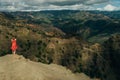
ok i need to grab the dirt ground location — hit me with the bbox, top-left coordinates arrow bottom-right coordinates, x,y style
0,54 -> 92,80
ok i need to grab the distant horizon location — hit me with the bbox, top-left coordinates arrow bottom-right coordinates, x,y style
0,9 -> 120,12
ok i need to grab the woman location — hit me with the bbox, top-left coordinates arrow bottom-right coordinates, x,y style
11,37 -> 18,55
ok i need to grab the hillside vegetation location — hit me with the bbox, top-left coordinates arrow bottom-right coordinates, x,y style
8,10 -> 120,43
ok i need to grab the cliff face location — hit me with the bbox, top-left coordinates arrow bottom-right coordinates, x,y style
59,42 -> 116,80
80,35 -> 120,80
103,34 -> 120,80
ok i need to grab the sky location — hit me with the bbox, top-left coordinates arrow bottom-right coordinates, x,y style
0,0 -> 120,11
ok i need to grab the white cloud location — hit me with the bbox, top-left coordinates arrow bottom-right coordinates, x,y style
96,4 -> 120,11
104,4 -> 117,11
47,4 -> 93,10
96,8 -> 102,11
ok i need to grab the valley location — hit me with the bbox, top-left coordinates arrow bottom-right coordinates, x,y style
0,10 -> 120,80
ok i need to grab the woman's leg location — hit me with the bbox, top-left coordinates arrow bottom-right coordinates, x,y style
13,50 -> 16,55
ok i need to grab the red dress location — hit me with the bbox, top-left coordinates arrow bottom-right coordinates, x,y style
11,39 -> 18,51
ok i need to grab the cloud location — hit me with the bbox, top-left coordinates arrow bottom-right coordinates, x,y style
96,4 -> 120,11
85,0 -> 109,5
47,4 -> 94,10
96,8 -> 103,11
103,4 -> 117,11
0,0 -> 119,11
